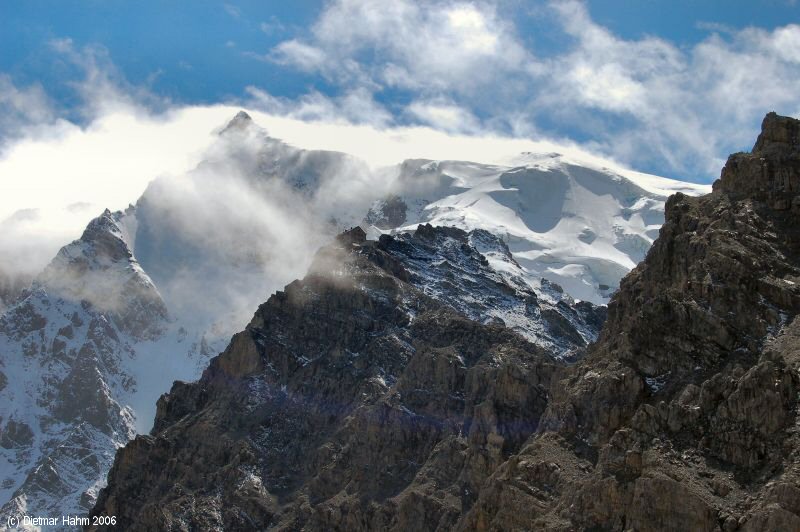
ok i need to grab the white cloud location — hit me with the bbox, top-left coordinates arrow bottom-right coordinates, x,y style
0,39 -> 195,279
264,0 -> 800,179
259,17 -> 285,35
0,88 -> 648,282
0,107 -> 237,276
246,86 -> 393,127
223,2 -> 241,19
405,99 -> 481,133
271,0 -> 532,94
0,76 -> 56,140
48,38 -> 136,115
505,0 -> 800,177
245,108 -> 567,167
271,39 -> 328,71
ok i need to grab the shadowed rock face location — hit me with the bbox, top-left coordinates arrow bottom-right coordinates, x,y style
91,113 -> 800,531
89,228 -> 564,531
365,194 -> 408,230
464,114 -> 800,531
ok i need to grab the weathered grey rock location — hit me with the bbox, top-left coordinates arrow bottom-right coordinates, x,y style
90,228 -> 564,530
714,111 -> 800,211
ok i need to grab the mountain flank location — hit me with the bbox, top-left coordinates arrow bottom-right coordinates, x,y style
88,112 -> 800,531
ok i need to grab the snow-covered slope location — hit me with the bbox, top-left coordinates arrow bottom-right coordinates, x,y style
0,210 -> 221,525
367,155 -> 710,303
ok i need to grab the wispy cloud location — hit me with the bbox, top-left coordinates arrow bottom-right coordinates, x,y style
405,99 -> 481,134
270,0 -> 531,95
0,75 -> 56,143
246,86 -> 393,127
541,0 -> 800,175
271,39 -> 328,71
0,40 -> 226,279
223,2 -> 241,19
266,0 -> 800,179
259,16 -> 285,35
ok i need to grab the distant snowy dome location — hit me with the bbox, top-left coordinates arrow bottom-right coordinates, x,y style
368,153 -> 710,303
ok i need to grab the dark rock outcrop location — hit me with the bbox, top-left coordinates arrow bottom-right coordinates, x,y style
91,113 -> 800,531
365,195 -> 408,230
714,111 -> 800,211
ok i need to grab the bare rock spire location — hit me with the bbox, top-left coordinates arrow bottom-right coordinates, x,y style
714,112 -> 800,210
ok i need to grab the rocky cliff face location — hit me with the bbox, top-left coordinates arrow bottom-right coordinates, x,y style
366,225 -> 605,359
90,113 -> 800,531
461,114 -> 800,531
87,225 -> 605,531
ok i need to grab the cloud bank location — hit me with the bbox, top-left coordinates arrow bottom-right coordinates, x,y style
268,0 -> 800,177
0,35 -> 642,283
0,97 -> 614,282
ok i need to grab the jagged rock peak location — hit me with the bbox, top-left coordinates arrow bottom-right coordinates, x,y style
335,225 -> 367,246
72,209 -> 133,263
753,111 -> 800,155
220,109 -> 254,134
232,109 -> 252,122
713,111 -> 800,210
414,222 -> 466,242
36,209 -> 168,341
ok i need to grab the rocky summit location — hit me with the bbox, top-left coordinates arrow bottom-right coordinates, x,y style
90,113 -> 800,531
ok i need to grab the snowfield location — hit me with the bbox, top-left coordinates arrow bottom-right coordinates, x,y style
375,152 -> 708,303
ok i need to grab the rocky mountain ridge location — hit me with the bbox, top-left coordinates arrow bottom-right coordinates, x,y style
88,225 -> 568,530
364,225 -> 605,359
0,111 -> 707,528
90,112 -> 800,531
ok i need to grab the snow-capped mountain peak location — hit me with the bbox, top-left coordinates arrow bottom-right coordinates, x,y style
37,208 -> 167,341
0,112 -> 709,528
368,155 -> 710,303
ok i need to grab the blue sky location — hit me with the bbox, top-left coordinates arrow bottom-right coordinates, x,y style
1,0 -> 799,181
